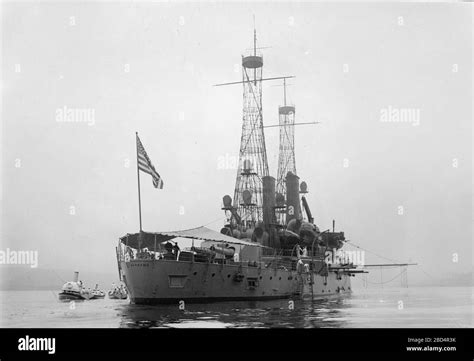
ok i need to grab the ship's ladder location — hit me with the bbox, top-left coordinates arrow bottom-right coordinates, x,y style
294,274 -> 305,298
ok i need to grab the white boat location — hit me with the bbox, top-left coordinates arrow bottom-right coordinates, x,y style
91,284 -> 106,299
108,285 -> 128,300
58,271 -> 93,300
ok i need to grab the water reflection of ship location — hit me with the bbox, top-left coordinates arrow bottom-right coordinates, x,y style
116,28 -> 368,304
117,299 -> 350,328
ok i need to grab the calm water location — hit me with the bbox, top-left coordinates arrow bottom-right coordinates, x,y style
1,287 -> 472,328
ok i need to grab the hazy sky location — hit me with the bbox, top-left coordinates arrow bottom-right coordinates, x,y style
1,1 -> 472,285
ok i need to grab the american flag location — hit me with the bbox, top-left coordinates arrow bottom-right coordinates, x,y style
136,135 -> 163,189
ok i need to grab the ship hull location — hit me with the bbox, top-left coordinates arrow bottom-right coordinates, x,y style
58,291 -> 89,300
119,259 -> 352,304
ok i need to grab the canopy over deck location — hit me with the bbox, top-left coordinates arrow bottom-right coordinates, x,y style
120,226 -> 269,249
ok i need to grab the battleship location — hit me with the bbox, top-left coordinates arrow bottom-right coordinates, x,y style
115,30 -> 368,304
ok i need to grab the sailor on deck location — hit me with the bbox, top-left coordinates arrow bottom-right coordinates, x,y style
296,244 -> 303,259
172,242 -> 180,260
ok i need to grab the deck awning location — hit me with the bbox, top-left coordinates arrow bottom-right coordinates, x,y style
119,226 -> 269,249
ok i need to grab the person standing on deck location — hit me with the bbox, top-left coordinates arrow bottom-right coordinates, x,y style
173,242 -> 180,260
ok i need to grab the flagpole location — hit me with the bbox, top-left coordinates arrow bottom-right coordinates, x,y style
135,132 -> 143,232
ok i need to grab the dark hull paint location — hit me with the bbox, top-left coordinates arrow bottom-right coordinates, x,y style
58,292 -> 87,300
131,294 -> 296,305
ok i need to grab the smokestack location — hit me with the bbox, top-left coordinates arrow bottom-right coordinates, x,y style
73,271 -> 79,283
262,176 -> 276,229
286,171 -> 301,224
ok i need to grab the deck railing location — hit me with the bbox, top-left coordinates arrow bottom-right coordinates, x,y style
117,239 -> 328,271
